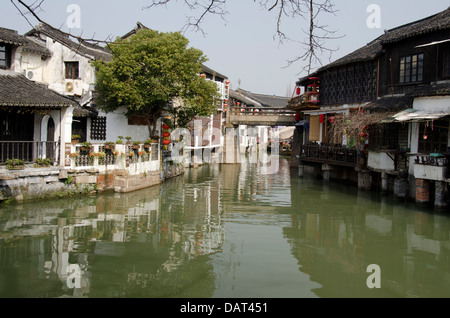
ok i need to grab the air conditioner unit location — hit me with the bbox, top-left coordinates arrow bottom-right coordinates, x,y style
65,81 -> 74,93
24,70 -> 34,80
65,79 -> 83,96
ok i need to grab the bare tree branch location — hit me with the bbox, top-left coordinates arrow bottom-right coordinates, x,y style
11,0 -> 114,46
283,0 -> 343,75
11,0 -> 343,75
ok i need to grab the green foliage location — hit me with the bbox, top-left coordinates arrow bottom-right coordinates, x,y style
93,29 -> 220,132
6,158 -> 25,167
34,158 -> 51,167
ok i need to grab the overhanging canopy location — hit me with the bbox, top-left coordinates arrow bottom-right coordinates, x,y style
381,108 -> 450,123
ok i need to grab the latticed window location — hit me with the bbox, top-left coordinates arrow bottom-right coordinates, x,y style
0,44 -> 11,69
90,116 -> 107,140
418,121 -> 449,153
369,124 -> 399,151
320,61 -> 377,106
400,53 -> 424,83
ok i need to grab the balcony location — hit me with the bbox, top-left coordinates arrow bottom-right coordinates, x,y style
300,143 -> 358,167
287,94 -> 321,112
0,141 -> 60,165
412,153 -> 449,181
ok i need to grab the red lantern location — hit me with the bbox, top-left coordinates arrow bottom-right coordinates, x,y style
163,139 -> 171,145
162,132 -> 170,138
162,124 -> 170,130
296,87 -> 301,95
295,113 -> 301,122
320,114 -> 325,124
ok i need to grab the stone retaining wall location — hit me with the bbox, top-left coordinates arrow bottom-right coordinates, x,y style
0,160 -> 184,203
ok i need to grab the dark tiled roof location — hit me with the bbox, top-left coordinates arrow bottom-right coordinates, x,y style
231,89 -> 289,108
22,36 -> 52,57
319,38 -> 382,71
0,70 -> 78,108
0,27 -> 51,57
121,22 -> 149,39
201,64 -> 228,82
365,95 -> 413,112
407,82 -> 450,97
27,24 -> 112,62
298,7 -> 450,83
0,27 -> 26,45
381,7 -> 450,44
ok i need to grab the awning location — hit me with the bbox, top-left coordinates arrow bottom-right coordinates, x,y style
415,38 -> 450,48
295,120 -> 310,132
381,108 -> 450,123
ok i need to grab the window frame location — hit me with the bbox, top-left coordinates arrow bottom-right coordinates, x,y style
443,44 -> 450,79
399,53 -> 424,84
418,121 -> 449,154
65,61 -> 80,80
0,44 -> 11,69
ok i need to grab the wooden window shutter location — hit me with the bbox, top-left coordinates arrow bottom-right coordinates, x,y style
309,115 -> 320,142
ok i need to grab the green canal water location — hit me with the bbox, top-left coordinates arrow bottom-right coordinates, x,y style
0,158 -> 449,298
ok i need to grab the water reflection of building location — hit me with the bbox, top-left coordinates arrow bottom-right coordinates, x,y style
0,175 -> 225,297
221,158 -> 292,208
286,180 -> 450,297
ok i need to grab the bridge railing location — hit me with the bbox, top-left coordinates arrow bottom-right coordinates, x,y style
230,106 -> 296,117
300,143 -> 358,167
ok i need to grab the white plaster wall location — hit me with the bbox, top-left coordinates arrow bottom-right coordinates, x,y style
89,107 -> 155,143
413,96 -> 450,112
367,151 -> 395,171
414,164 -> 447,181
12,49 -> 45,82
42,37 -> 95,96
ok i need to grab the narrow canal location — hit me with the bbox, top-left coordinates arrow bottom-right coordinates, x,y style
0,157 -> 449,298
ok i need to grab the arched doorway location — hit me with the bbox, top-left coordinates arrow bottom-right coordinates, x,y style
46,117 -> 55,161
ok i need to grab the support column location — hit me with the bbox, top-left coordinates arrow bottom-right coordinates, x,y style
357,169 -> 372,191
415,178 -> 430,206
381,172 -> 388,193
322,164 -> 333,182
298,160 -> 304,178
435,181 -> 448,208
394,171 -> 408,199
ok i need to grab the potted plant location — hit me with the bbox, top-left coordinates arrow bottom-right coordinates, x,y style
80,141 -> 92,152
71,134 -> 81,144
105,141 -> 115,150
34,158 -> 51,168
144,138 -> 153,149
6,158 -> 25,170
132,141 -> 141,149
125,136 -> 132,144
116,136 -> 124,144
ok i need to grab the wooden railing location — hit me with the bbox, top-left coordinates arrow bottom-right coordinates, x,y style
413,153 -> 449,167
230,106 -> 296,116
300,143 -> 358,167
0,141 -> 60,164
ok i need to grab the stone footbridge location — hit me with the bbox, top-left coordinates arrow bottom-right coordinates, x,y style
228,107 -> 296,126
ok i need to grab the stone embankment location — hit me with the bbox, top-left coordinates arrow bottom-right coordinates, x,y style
0,161 -> 184,204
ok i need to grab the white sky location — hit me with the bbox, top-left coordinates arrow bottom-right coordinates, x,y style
2,1 -> 450,97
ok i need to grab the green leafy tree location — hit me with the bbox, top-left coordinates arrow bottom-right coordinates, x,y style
93,29 -> 220,135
